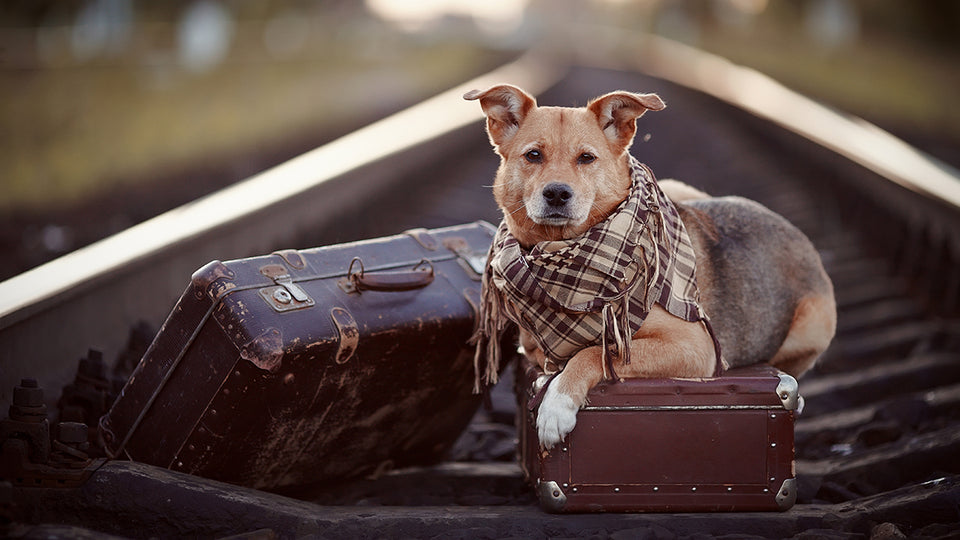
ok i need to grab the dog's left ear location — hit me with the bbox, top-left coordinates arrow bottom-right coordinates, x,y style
464,84 -> 537,149
587,91 -> 666,152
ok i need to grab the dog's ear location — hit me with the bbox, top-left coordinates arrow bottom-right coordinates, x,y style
587,91 -> 665,152
464,84 -> 537,148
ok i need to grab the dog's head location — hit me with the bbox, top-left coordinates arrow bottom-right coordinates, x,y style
465,84 -> 665,247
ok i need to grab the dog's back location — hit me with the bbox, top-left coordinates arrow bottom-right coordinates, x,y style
678,196 -> 835,372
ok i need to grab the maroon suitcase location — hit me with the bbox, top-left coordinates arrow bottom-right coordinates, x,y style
517,359 -> 799,513
99,222 -> 495,490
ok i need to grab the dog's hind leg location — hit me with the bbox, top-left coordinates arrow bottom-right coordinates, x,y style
769,293 -> 837,377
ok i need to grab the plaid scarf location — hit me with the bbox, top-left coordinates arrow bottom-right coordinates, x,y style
472,156 -> 721,391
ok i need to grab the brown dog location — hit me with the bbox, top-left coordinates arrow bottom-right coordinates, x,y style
465,85 -> 837,448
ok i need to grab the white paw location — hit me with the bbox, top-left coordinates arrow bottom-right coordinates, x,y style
536,383 -> 579,448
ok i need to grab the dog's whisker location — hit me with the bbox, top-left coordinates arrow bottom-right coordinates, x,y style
507,202 -> 527,218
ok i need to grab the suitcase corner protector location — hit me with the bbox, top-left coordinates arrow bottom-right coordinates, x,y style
191,260 -> 237,301
776,372 -> 800,410
776,477 -> 798,511
537,479 -> 568,513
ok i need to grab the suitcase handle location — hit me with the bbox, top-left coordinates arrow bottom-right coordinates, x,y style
344,258 -> 434,292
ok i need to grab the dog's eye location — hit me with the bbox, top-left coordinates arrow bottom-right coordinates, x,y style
578,152 -> 596,165
524,149 -> 543,163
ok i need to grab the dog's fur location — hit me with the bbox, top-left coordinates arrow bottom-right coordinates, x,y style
465,85 -> 837,447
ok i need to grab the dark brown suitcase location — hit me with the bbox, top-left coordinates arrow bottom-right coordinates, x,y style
99,222 -> 495,490
517,359 -> 799,513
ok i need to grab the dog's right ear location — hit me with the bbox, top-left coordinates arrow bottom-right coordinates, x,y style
464,84 -> 537,148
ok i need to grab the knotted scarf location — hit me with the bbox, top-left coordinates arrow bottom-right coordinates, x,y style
471,156 -> 721,392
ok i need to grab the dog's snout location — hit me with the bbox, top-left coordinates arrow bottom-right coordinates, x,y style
542,183 -> 574,207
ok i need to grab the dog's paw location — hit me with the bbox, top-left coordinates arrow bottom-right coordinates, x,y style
537,383 -> 579,448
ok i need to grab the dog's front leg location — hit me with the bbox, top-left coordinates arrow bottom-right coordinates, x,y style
536,346 -> 604,448
536,310 -> 717,447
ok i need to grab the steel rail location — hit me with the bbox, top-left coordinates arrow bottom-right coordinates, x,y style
564,31 -> 960,209
0,53 -> 559,324
0,51 -> 562,411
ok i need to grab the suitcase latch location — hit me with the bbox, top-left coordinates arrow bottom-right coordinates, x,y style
443,237 -> 486,280
259,264 -> 314,312
273,274 -> 310,302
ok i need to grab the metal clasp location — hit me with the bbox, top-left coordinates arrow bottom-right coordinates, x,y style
259,264 -> 314,312
273,273 -> 309,302
443,237 -> 487,279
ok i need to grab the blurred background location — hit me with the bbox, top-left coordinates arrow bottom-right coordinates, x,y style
1,0 -> 957,281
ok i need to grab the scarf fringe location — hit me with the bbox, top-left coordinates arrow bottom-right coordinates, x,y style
470,243 -> 507,393
599,303 -> 619,380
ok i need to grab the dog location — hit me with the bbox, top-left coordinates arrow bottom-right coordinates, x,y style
465,84 -> 837,448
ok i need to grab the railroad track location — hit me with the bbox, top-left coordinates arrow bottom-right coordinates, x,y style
3,45 -> 959,538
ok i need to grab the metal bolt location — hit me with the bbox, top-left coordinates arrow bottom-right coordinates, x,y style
13,378 -> 44,407
10,378 -> 48,423
57,422 -> 88,445
79,350 -> 106,379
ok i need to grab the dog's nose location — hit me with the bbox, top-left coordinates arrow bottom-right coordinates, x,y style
542,183 -> 573,207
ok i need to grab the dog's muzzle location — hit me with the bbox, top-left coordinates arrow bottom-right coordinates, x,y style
531,182 -> 582,225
